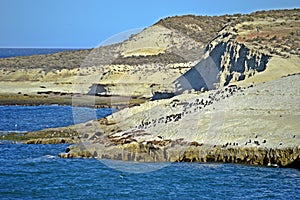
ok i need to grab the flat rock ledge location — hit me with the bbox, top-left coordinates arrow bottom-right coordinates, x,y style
25,138 -> 79,144
59,142 -> 300,169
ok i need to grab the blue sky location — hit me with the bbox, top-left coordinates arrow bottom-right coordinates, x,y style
0,0 -> 299,48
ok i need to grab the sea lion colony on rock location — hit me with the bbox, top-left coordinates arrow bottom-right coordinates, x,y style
134,85 -> 242,130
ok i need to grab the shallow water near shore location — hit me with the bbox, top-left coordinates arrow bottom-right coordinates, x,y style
0,106 -> 300,199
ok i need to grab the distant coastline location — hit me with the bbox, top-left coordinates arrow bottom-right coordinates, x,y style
0,48 -> 86,59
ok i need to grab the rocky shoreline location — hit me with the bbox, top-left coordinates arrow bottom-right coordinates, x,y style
3,134 -> 299,169
58,141 -> 300,169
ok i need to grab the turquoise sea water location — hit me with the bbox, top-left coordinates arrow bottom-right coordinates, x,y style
0,106 -> 300,199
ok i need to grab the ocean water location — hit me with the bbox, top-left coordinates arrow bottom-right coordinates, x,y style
1,143 -> 300,199
0,105 -> 114,132
0,106 -> 300,199
0,48 -> 83,59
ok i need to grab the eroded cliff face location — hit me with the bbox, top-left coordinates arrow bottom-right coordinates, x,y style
174,30 -> 270,93
211,31 -> 270,86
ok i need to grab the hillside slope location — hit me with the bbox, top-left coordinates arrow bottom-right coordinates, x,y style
0,9 -> 299,100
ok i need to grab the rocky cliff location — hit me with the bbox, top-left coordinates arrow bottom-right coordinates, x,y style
174,26 -> 270,93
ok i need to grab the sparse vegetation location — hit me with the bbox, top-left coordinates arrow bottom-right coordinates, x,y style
1,9 -> 299,72
155,15 -> 228,44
